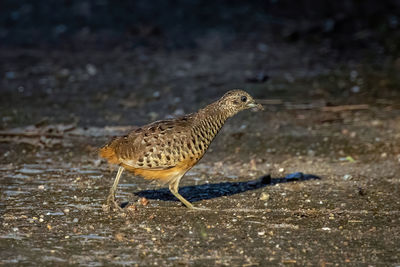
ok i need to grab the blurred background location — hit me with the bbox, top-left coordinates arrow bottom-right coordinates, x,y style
1,0 -> 400,127
1,2 -> 400,266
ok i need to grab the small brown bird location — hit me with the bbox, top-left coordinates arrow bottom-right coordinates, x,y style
100,89 -> 263,210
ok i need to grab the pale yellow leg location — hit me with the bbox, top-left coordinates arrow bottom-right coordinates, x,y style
106,166 -> 124,210
169,178 -> 208,210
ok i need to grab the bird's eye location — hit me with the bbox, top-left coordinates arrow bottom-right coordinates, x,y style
241,96 -> 247,102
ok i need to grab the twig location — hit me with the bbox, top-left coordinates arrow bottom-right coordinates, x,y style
256,99 -> 283,105
321,104 -> 369,112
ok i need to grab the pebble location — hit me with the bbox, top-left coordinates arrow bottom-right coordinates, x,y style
173,109 -> 184,116
148,112 -> 158,121
259,192 -> 270,201
258,231 -> 265,236
307,149 -> 315,157
86,64 -> 97,76
38,185 -> 45,190
152,91 -> 160,98
343,174 -> 352,181
278,168 -> 285,173
139,197 -> 149,206
351,85 -> 360,93
114,233 -> 124,241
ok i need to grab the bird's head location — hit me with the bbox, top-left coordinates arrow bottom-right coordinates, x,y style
218,89 -> 263,116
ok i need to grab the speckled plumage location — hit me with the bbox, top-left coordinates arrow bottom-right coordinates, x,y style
100,89 -> 263,209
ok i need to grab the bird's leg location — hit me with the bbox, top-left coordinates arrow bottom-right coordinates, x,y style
169,180 -> 194,209
106,166 -> 124,210
169,178 -> 208,210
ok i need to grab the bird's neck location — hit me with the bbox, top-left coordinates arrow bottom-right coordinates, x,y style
198,99 -> 237,120
192,101 -> 231,143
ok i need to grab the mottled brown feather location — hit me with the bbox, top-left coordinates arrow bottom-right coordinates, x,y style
100,89 -> 262,184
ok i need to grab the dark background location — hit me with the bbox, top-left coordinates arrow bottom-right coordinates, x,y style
1,0 -> 400,54
1,0 -> 400,128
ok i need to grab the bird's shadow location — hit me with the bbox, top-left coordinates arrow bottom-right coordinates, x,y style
134,173 -> 320,203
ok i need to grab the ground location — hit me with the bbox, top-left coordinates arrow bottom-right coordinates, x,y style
1,12 -> 400,266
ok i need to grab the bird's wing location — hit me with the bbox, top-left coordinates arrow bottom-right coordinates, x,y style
115,115 -> 195,170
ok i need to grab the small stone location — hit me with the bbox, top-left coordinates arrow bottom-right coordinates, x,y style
140,197 -> 149,206
86,64 -> 97,76
258,231 -> 265,236
126,204 -> 138,213
38,185 -> 45,190
39,218 -> 44,222
115,232 -> 124,241
148,112 -> 158,121
350,70 -> 358,81
278,168 -> 285,173
152,91 -> 160,98
321,227 -> 331,231
63,208 -> 70,214
73,218 -> 79,223
259,192 -> 270,201
351,85 -> 360,93
343,174 -> 352,181
173,109 -> 184,116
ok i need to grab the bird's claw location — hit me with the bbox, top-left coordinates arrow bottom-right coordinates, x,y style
106,194 -> 123,211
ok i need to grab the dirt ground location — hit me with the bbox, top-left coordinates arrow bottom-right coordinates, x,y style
1,43 -> 400,266
1,4 -> 400,264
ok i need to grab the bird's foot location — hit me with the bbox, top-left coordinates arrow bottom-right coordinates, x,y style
106,194 -> 123,211
188,205 -> 210,211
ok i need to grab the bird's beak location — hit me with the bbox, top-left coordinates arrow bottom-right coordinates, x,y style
248,101 -> 264,111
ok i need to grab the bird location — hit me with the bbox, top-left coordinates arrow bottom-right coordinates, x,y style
99,89 -> 263,210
